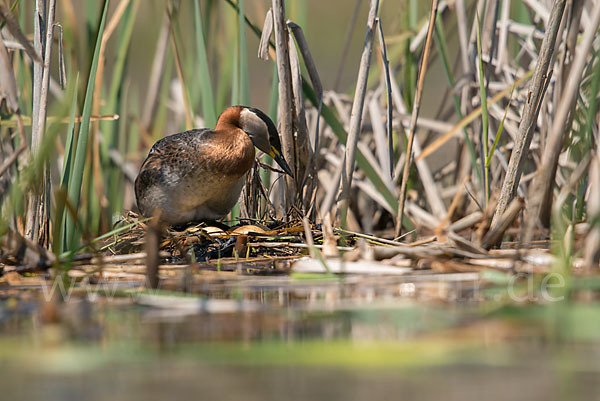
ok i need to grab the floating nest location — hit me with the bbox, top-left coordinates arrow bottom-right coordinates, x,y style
104,212 -> 330,266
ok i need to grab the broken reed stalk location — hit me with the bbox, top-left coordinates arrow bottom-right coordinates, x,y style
394,0 -> 439,240
481,197 -> 524,249
286,22 -> 323,105
301,217 -> 315,258
271,0 -> 297,207
339,0 -> 379,225
145,215 -> 162,290
257,8 -> 272,60
25,0 -> 56,242
490,0 -> 567,230
522,2 -> 600,244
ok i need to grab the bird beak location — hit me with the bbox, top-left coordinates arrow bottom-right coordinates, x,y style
269,147 -> 293,176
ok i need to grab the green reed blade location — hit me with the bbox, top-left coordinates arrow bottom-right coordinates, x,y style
476,13 -> 490,205
64,0 -> 110,252
194,0 -> 216,127
59,75 -> 79,202
486,89 -> 513,169
102,0 -> 137,218
102,0 -> 137,155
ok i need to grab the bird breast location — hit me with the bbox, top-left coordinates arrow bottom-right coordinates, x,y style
135,127 -> 255,224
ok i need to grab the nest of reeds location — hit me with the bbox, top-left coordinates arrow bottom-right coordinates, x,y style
103,212 -> 332,267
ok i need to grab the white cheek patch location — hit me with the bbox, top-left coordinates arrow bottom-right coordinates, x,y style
240,109 -> 268,134
240,109 -> 270,151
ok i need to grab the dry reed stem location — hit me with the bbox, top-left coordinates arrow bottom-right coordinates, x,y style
301,217 -> 315,258
405,201 -> 438,230
0,114 -> 118,127
141,15 -> 170,131
145,215 -> 162,289
272,0 -> 296,206
287,29 -> 310,188
0,33 -> 19,113
31,0 -> 44,150
455,0 -> 470,73
56,24 -> 66,88
482,197 -> 524,249
340,0 -> 379,223
491,0 -> 567,230
257,8 -> 273,60
287,21 -> 323,214
354,175 -> 395,215
447,230 -> 487,255
319,154 -> 344,216
448,211 -> 484,233
412,137 -> 447,220
561,0 -> 585,86
522,2 -> 600,244
25,0 -> 56,242
435,175 -> 470,235
393,101 -> 453,131
481,0 -> 499,67
369,97 -> 392,186
375,18 -> 393,178
287,22 -> 323,100
495,0 -> 511,75
166,1 -> 193,130
395,0 -> 439,239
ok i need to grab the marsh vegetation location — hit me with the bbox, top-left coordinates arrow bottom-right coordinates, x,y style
0,0 -> 600,399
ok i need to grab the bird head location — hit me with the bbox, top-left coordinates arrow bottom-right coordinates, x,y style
238,107 -> 294,176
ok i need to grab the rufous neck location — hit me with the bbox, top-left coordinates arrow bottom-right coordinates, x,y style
215,106 -> 244,131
